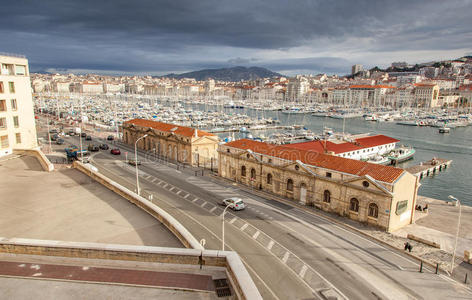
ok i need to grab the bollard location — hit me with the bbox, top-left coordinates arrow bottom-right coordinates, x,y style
465,273 -> 468,284
435,263 -> 439,274
202,169 -> 204,176
199,252 -> 203,270
195,170 -> 197,176
419,261 -> 423,273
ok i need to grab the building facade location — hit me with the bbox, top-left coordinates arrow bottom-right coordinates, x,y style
123,119 -> 219,167
0,54 -> 38,157
218,139 -> 419,232
414,83 -> 440,108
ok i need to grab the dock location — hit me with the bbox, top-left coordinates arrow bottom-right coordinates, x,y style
209,125 -> 290,133
405,158 -> 452,179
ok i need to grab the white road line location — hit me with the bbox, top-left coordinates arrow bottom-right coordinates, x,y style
282,251 -> 290,264
175,170 -> 181,173
209,206 -> 217,213
229,217 -> 237,224
169,186 -> 175,192
176,190 -> 181,195
162,183 -> 168,188
192,197 -> 199,202
299,265 -> 308,279
200,201 -> 207,208
253,231 -> 260,239
184,194 -> 190,199
240,223 -> 248,231
151,178 -> 158,183
267,240 -> 275,250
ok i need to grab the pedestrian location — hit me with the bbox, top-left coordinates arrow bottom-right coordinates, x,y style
423,204 -> 429,212
408,244 -> 413,252
404,242 -> 410,251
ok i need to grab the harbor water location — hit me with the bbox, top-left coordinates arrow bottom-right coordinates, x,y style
185,103 -> 471,206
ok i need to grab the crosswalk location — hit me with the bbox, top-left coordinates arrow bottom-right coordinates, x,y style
186,177 -> 241,198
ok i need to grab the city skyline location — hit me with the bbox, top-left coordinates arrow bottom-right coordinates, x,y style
2,0 -> 472,76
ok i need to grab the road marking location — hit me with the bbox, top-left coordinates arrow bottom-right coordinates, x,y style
229,217 -> 237,224
282,251 -> 290,264
192,197 -> 199,202
184,194 -> 190,199
253,231 -> 260,239
162,183 -> 168,188
169,186 -> 175,192
209,206 -> 217,213
151,178 -> 158,183
175,170 -> 181,173
200,201 -> 207,208
158,181 -> 164,185
176,190 -> 181,195
240,223 -> 248,231
267,240 -> 274,250
299,265 -> 308,279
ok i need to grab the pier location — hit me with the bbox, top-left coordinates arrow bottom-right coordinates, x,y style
405,158 -> 452,179
209,125 -> 290,133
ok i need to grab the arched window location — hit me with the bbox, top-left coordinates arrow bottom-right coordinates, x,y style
368,203 -> 379,218
286,179 -> 294,191
267,173 -> 272,184
250,168 -> 256,180
323,190 -> 331,203
241,166 -> 246,177
350,198 -> 359,212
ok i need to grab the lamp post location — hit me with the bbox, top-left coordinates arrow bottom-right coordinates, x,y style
135,134 -> 148,196
448,195 -> 461,275
222,204 -> 231,251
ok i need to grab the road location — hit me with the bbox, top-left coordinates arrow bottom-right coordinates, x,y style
39,124 -> 472,300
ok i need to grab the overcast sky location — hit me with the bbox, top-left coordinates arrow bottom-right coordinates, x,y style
2,0 -> 472,76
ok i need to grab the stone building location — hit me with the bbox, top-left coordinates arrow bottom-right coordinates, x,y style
218,139 -> 419,232
123,119 -> 219,167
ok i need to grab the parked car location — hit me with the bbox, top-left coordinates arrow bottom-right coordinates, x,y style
221,197 -> 246,211
80,132 -> 87,138
107,135 -> 115,141
56,138 -> 65,145
50,134 -> 59,141
85,135 -> 92,141
49,129 -> 58,134
110,148 -> 121,155
128,159 -> 141,166
87,144 -> 99,152
68,129 -> 76,136
99,144 -> 109,150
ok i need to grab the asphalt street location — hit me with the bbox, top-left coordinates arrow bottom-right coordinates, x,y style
40,126 -> 472,300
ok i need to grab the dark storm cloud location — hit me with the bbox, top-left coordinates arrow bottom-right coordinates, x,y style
1,0 -> 471,74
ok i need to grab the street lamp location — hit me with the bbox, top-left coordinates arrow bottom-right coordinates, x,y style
222,204 -> 231,251
448,195 -> 461,275
135,134 -> 148,196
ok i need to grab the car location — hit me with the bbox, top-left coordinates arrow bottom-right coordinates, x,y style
87,144 -> 99,152
128,159 -> 141,166
107,135 -> 115,141
99,143 -> 109,150
49,129 -> 58,134
56,138 -> 65,145
68,129 -> 76,136
85,135 -> 92,141
110,148 -> 121,155
50,134 -> 59,141
80,132 -> 87,138
221,197 -> 246,211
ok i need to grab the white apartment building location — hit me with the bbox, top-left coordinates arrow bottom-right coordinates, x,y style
0,54 -> 38,157
286,77 -> 309,102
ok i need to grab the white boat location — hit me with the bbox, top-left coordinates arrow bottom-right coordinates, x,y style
387,146 -> 415,164
364,114 -> 377,121
364,155 -> 390,165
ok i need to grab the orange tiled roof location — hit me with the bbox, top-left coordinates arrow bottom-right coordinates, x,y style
285,135 -> 399,154
225,139 -> 404,183
125,119 -> 215,138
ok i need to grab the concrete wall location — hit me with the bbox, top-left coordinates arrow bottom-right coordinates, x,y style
0,237 -> 262,300
14,148 -> 54,172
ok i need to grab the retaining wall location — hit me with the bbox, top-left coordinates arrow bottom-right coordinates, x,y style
14,148 -> 54,172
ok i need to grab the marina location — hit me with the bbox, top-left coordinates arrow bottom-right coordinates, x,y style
34,93 -> 471,206
405,158 -> 452,179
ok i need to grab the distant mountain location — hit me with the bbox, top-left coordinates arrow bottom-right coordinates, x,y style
162,66 -> 282,81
